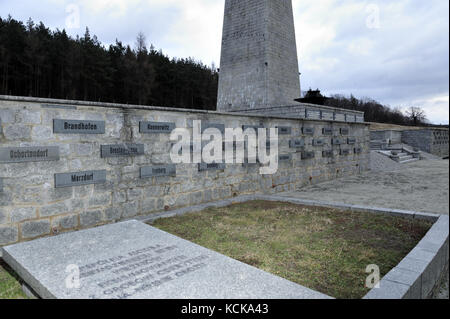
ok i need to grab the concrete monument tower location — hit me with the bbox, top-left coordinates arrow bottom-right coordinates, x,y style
217,0 -> 301,112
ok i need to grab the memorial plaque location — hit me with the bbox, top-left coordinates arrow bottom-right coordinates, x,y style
0,177 -> 3,192
276,126 -> 292,135
54,119 -> 105,134
340,149 -> 351,156
202,123 -> 225,134
0,117 -> 2,135
242,125 -> 265,134
1,221 -> 329,299
322,128 -> 333,136
242,157 -> 260,167
313,139 -> 325,147
347,137 -> 357,145
301,151 -> 315,160
279,154 -> 292,162
340,128 -> 349,135
302,127 -> 315,135
332,138 -> 345,145
140,122 -> 175,134
101,144 -> 144,158
0,146 -> 60,163
198,162 -> 226,171
55,170 -> 106,188
354,147 -> 363,154
289,139 -> 305,148
322,150 -> 333,158
140,165 -> 176,178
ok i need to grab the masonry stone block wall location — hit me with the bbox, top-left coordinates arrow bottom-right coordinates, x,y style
370,130 -> 403,145
401,129 -> 449,158
0,96 -> 370,247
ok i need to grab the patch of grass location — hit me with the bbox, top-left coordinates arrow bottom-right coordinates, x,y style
152,201 -> 432,299
0,259 -> 28,299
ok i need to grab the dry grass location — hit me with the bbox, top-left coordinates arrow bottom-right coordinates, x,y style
152,201 -> 432,299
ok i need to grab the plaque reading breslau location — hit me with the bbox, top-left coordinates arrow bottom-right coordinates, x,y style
55,170 -> 107,188
140,165 -> 176,178
301,151 -> 315,160
289,139 -> 305,148
101,144 -> 145,158
0,146 -> 60,163
302,127 -> 314,135
202,123 -> 225,134
322,150 -> 333,158
140,122 -> 175,134
198,163 -> 226,171
313,139 -> 325,146
53,119 -> 105,134
276,126 -> 292,135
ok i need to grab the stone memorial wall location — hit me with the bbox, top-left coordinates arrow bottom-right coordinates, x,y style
0,96 -> 370,247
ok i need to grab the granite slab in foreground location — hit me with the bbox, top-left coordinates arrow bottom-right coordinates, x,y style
1,220 -> 331,299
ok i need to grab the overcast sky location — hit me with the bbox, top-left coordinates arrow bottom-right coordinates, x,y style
1,0 -> 448,124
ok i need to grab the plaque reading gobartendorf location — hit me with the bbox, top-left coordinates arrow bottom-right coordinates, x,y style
55,170 -> 107,188
53,119 -> 105,134
101,144 -> 145,158
0,146 -> 60,163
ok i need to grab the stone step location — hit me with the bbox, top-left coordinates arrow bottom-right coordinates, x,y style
398,158 -> 420,164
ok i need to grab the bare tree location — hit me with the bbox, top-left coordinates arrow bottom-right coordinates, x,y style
405,107 -> 428,126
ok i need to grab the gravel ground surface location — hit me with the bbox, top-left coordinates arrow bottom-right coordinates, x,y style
282,158 -> 449,215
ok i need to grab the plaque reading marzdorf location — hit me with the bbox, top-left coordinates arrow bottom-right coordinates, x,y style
55,170 -> 107,188
0,146 -> 60,163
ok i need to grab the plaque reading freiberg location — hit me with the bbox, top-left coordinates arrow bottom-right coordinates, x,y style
53,119 -> 105,134
140,122 -> 175,134
140,165 -> 176,178
0,146 -> 60,163
55,170 -> 107,188
101,144 -> 145,158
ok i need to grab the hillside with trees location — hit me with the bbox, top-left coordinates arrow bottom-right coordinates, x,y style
0,16 -> 218,110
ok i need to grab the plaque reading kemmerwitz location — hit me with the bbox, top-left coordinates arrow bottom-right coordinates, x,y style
53,119 -> 105,134
54,170 -> 107,188
0,146 -> 60,163
140,122 -> 175,134
101,144 -> 145,158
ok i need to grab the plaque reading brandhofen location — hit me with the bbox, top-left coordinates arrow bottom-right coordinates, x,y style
53,119 -> 105,134
0,146 -> 60,163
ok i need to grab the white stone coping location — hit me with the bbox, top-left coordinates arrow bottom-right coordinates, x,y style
0,95 -> 369,125
138,194 -> 448,299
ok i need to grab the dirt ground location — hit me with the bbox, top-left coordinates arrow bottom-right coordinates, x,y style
281,159 -> 449,215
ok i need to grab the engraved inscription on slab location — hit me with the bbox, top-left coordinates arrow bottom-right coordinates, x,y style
140,165 -> 176,178
202,123 -> 225,134
340,128 -> 349,135
279,154 -> 292,162
340,149 -> 351,156
332,138 -> 345,145
53,119 -> 105,134
140,122 -> 175,134
55,170 -> 106,188
198,163 -> 226,171
313,139 -> 325,146
101,144 -> 145,158
354,147 -> 363,154
289,139 -> 305,148
347,137 -> 357,145
0,146 -> 60,163
302,127 -> 315,135
322,150 -> 333,158
322,128 -> 333,136
301,151 -> 315,160
0,178 -> 3,193
276,126 -> 292,135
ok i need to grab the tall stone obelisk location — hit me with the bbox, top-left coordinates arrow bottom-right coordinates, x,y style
217,0 -> 301,112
